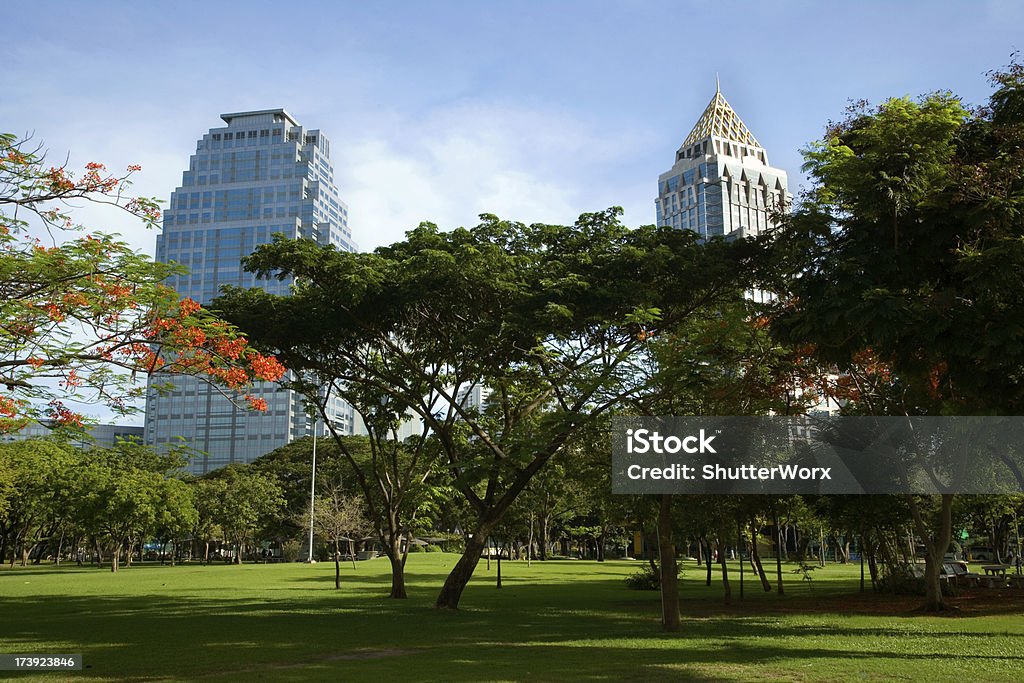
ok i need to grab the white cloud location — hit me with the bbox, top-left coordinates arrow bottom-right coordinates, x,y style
341,101 -> 651,250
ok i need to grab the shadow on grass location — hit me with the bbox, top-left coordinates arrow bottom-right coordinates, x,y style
2,585 -> 1024,682
3,558 -> 1024,681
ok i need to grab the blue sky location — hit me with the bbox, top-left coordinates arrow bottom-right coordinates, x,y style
5,0 -> 1022,257
4,0 -> 1021,423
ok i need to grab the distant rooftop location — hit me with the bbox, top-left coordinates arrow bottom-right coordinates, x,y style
681,84 -> 760,149
220,108 -> 299,127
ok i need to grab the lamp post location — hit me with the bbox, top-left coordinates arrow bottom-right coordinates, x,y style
306,414 -> 318,564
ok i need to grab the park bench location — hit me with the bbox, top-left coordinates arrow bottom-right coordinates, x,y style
943,561 -> 981,587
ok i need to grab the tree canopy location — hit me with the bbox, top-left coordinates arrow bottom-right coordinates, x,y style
765,62 -> 1024,610
0,134 -> 284,431
216,208 -> 758,608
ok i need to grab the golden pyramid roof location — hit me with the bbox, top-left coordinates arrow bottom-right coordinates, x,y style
681,84 -> 760,149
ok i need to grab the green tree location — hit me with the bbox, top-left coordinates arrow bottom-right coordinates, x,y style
152,478 -> 198,565
218,209 -> 757,609
72,460 -> 165,572
192,477 -> 228,564
767,63 -> 1024,610
209,466 -> 284,564
249,436 -> 350,543
627,298 -> 812,629
0,439 -> 77,565
310,485 -> 371,589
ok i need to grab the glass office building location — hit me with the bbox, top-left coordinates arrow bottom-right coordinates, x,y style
144,109 -> 356,474
656,84 -> 790,240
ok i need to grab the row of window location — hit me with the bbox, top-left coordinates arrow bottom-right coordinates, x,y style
212,128 -> 281,141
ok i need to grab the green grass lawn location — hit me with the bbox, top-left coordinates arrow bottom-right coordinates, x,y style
1,554 -> 1023,681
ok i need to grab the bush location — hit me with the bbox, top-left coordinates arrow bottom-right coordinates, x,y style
879,571 -> 959,597
425,544 -> 443,553
281,540 -> 301,562
624,562 -> 684,590
408,544 -> 425,553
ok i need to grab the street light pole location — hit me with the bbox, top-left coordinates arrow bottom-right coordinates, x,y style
306,414 -> 318,564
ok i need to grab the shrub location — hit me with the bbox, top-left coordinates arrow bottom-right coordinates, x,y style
281,540 -> 301,562
624,562 -> 684,590
425,544 -> 443,553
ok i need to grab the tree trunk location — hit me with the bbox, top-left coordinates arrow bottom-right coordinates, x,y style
203,540 -> 210,565
334,539 -> 341,590
55,528 -> 65,566
908,494 -> 955,612
860,535 -> 866,593
435,522 -> 495,610
538,513 -> 549,561
922,553 -> 945,610
528,513 -> 534,567
387,536 -> 407,599
111,544 -> 119,573
657,494 -> 680,632
773,513 -> 785,596
737,521 -> 744,600
704,539 -> 713,587
868,542 -> 880,592
718,537 -> 731,605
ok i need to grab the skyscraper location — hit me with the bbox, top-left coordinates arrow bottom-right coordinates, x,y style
656,84 -> 790,240
145,109 -> 356,473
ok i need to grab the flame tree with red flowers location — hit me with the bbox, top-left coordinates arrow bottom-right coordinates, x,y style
0,133 -> 285,432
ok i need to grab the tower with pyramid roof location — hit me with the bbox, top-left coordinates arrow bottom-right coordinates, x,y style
656,83 -> 790,240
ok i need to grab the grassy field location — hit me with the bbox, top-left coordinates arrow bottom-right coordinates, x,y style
1,554 -> 1023,681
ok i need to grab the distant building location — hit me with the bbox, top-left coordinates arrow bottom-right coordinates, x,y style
656,84 -> 839,417
656,83 -> 791,241
1,422 -> 143,449
455,384 -> 492,413
145,109 -> 356,474
352,409 -> 424,443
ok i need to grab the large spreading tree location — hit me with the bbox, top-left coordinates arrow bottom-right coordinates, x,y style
766,62 -> 1024,610
217,208 -> 756,609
